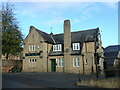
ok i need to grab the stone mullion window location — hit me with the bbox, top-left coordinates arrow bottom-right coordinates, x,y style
61,58 -> 64,67
73,43 -> 80,50
33,45 -> 36,51
73,58 -> 80,67
58,58 -> 61,67
29,58 -> 37,67
53,44 -> 62,52
57,58 -> 64,67
29,45 -> 37,51
77,58 -> 80,67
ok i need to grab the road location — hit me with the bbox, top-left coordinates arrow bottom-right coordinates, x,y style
3,72 -> 87,88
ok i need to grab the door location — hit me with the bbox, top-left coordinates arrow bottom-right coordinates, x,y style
51,59 -> 56,72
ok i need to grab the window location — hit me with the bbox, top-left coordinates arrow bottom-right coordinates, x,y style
31,45 -> 33,51
29,58 -> 37,67
58,58 -> 61,67
61,58 -> 64,67
33,45 -> 36,51
85,58 -> 88,64
29,45 -> 37,51
73,58 -> 77,67
29,58 -> 37,62
73,43 -> 80,50
57,58 -> 64,67
29,45 -> 31,51
73,58 -> 80,67
53,44 -> 62,52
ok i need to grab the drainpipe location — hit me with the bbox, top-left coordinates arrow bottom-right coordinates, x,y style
94,32 -> 98,78
82,54 -> 84,75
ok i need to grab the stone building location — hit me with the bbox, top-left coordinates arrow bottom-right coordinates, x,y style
104,45 -> 120,67
23,20 -> 104,74
1,52 -> 23,60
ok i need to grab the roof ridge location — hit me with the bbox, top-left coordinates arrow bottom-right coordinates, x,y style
53,28 -> 98,36
71,28 -> 98,33
36,29 -> 50,35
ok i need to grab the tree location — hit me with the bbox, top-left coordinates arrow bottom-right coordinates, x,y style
2,2 -> 23,60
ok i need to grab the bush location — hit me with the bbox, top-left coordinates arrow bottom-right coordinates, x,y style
9,66 -> 20,73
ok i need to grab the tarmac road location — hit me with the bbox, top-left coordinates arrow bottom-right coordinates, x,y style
2,72 -> 82,88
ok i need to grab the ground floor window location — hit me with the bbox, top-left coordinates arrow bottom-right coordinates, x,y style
85,58 -> 88,64
29,58 -> 37,67
57,58 -> 64,67
73,58 -> 80,67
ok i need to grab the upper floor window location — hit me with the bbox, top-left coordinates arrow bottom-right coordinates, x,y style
29,45 -> 37,51
73,43 -> 80,50
53,44 -> 62,52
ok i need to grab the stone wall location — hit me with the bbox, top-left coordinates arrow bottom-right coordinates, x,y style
2,60 -> 22,72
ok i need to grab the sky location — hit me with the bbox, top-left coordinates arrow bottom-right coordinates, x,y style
11,2 -> 118,48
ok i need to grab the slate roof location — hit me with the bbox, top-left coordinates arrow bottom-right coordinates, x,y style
104,45 -> 120,59
36,29 -> 54,44
104,45 -> 120,66
35,27 -> 99,44
52,28 -> 99,44
104,51 -> 119,59
104,45 -> 120,52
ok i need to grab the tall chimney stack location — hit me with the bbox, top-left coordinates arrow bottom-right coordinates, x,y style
64,20 -> 72,72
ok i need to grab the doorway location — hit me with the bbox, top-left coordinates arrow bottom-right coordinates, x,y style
51,59 -> 56,72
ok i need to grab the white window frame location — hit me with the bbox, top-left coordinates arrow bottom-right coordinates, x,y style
73,58 -> 77,67
53,44 -> 62,52
73,43 -> 80,50
73,58 -> 80,67
58,58 -> 61,67
57,58 -> 64,67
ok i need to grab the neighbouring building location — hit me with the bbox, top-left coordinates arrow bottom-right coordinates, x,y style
22,20 -> 104,74
1,52 -> 23,60
104,45 -> 120,67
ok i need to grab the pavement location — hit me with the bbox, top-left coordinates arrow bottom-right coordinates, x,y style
2,72 -> 83,88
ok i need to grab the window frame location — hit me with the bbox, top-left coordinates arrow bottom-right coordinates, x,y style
29,45 -> 37,51
73,58 -> 80,67
72,43 -> 80,51
61,58 -> 64,67
85,58 -> 88,64
58,58 -> 61,67
57,58 -> 64,67
29,58 -> 37,67
53,44 -> 62,52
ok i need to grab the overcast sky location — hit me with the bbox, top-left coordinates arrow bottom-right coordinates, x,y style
12,2 -> 118,48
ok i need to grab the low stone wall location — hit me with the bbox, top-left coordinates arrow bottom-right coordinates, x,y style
2,60 -> 22,72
